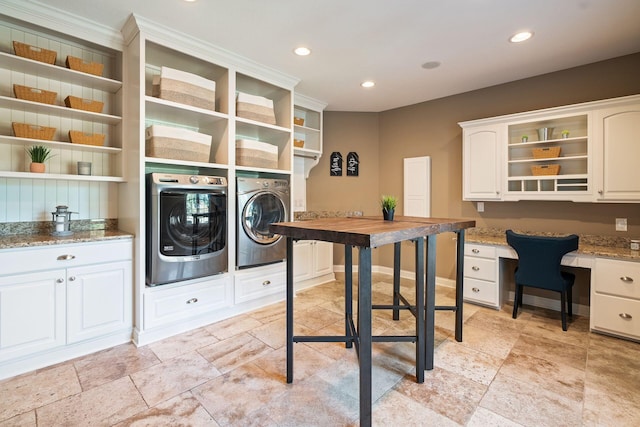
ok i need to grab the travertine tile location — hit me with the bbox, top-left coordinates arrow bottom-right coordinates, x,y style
252,343 -> 337,383
0,411 -> 36,427
510,333 -> 588,368
247,316 -> 316,349
130,351 -> 221,407
0,363 -> 81,420
372,389 -> 459,427
467,407 -> 524,427
112,391 -> 217,427
36,376 -> 147,426
582,383 -> 640,427
466,306 -> 530,334
204,315 -> 263,340
148,327 -> 219,361
585,335 -> 640,403
73,342 -> 160,391
248,301 -> 286,323
520,312 -> 590,348
434,339 -> 503,385
192,362 -> 287,426
294,305 -> 344,331
456,323 -> 519,359
197,332 -> 273,373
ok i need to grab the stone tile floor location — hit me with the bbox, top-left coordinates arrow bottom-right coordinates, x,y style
1,273 -> 639,426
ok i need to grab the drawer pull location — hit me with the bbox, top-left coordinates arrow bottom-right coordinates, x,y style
620,276 -> 634,283
263,280 -> 271,286
472,249 -> 480,254
56,278 -> 64,284
57,254 -> 76,261
68,276 -> 76,282
472,287 -> 480,293
472,266 -> 480,271
186,298 -> 198,304
619,313 -> 632,320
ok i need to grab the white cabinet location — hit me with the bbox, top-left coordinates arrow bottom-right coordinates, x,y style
461,124 -> 504,200
593,103 -> 640,201
463,243 -> 500,308
460,94 -> 640,203
591,258 -> 640,341
293,240 -> 334,291
235,263 -> 286,304
0,239 -> 133,379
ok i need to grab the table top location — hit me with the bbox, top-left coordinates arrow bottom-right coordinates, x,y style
270,216 -> 475,248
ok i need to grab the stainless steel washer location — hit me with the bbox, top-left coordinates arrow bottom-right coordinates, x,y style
236,177 -> 290,268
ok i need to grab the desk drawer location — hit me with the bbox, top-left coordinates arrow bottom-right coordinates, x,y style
592,294 -> 640,339
465,244 -> 496,259
464,256 -> 496,282
594,258 -> 640,299
463,277 -> 498,306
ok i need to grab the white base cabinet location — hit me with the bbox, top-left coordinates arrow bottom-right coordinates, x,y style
293,240 -> 334,291
0,239 -> 133,380
463,243 -> 500,308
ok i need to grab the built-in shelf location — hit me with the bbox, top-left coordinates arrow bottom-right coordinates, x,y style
0,171 -> 125,182
0,96 -> 122,125
0,135 -> 122,153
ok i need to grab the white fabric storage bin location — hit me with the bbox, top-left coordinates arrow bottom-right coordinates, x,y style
236,92 -> 277,125
236,139 -> 278,169
152,66 -> 216,111
146,124 -> 212,162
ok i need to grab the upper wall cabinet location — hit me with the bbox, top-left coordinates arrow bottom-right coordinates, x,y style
0,15 -> 124,182
460,94 -> 640,203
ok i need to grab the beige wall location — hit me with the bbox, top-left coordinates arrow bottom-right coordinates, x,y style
307,52 -> 640,291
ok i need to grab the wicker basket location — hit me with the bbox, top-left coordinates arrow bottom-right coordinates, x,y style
294,117 -> 305,126
532,146 -> 561,159
65,56 -> 104,76
293,139 -> 305,148
69,130 -> 105,146
64,96 -> 104,113
12,122 -> 56,140
13,84 -> 57,104
13,41 -> 57,64
531,164 -> 561,176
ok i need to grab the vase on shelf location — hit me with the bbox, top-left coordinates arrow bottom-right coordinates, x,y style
30,162 -> 45,173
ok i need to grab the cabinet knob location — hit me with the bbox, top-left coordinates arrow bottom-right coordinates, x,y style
186,298 -> 198,304
472,266 -> 480,271
263,280 -> 271,286
472,287 -> 480,293
57,254 -> 76,261
472,249 -> 480,254
598,190 -> 604,195
620,276 -> 634,283
56,278 -> 64,284
619,313 -> 632,320
68,276 -> 76,282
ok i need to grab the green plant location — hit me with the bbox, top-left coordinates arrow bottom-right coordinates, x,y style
26,145 -> 53,163
561,130 -> 570,136
381,195 -> 397,211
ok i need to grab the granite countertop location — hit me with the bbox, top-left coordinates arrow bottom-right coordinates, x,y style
467,228 -> 640,261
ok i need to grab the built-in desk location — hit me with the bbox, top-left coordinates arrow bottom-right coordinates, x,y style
465,229 -> 640,342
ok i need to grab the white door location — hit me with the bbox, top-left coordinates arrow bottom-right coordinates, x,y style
404,156 -> 431,217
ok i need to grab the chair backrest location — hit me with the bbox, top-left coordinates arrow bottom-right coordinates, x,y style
505,229 -> 579,291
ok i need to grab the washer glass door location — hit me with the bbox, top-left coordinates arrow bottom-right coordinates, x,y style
242,192 -> 285,245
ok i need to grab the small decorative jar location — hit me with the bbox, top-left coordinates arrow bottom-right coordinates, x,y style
521,135 -> 528,143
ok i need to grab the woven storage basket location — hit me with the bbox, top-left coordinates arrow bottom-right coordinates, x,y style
145,125 -> 212,162
65,56 -> 104,76
13,41 -> 56,64
152,66 -> 216,110
69,130 -> 105,146
236,92 -> 277,125
532,146 -> 561,159
64,96 -> 104,113
236,139 -> 278,169
531,164 -> 561,176
294,116 -> 305,126
14,84 -> 57,105
293,139 -> 305,148
12,122 -> 56,140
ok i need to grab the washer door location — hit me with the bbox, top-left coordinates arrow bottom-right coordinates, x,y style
242,191 -> 286,245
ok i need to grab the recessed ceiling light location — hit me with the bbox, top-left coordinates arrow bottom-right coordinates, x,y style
510,31 -> 533,43
421,61 -> 441,70
294,47 -> 311,56
361,81 -> 375,88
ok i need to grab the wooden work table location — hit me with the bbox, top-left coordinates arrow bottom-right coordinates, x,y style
270,216 -> 475,427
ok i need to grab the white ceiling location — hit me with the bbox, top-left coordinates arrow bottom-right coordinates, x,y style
23,0 -> 640,112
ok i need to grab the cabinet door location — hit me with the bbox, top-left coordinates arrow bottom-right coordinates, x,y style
594,106 -> 640,201
67,261 -> 132,344
314,241 -> 334,277
293,240 -> 314,283
462,124 -> 504,200
0,270 -> 66,362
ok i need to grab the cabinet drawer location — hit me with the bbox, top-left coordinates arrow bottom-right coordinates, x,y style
591,294 -> 640,339
0,239 -> 132,276
464,244 -> 496,259
235,264 -> 285,304
144,276 -> 232,330
464,256 -> 496,281
463,277 -> 499,306
594,258 -> 640,299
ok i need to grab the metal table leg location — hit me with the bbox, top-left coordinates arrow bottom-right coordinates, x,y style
455,230 -> 465,342
345,245 -> 353,348
393,242 -> 401,320
286,237 -> 294,383
358,246 -> 372,427
414,238 -> 425,382
425,234 -> 437,370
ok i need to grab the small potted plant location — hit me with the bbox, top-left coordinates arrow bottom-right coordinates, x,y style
26,145 -> 53,173
561,130 -> 570,139
521,135 -> 529,143
381,195 -> 397,221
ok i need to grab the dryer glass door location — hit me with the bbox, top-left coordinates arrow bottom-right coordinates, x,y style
242,192 -> 285,244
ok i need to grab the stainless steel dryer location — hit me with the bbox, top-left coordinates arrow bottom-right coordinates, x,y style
236,177 -> 290,268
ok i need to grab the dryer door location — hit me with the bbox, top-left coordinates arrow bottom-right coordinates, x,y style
241,191 -> 286,245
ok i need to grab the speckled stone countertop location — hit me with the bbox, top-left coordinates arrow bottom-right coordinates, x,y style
467,227 -> 640,261
0,219 -> 133,250
294,210 -> 364,221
